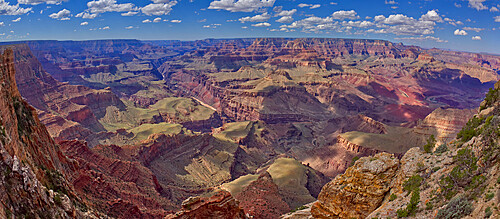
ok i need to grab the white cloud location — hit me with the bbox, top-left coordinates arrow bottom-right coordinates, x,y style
331,10 -> 360,20
491,7 -> 499,12
454,29 -> 468,35
171,19 -> 182,23
239,12 -> 270,22
121,11 -> 138,16
208,0 -> 275,12
276,16 -> 293,23
0,0 -> 32,15
142,19 -> 152,23
80,21 -> 89,25
298,3 -> 320,9
472,36 -> 481,40
463,27 -> 484,32
87,0 -> 136,14
495,16 -> 500,22
125,25 -> 134,29
0,22 -> 3,26
75,12 -> 97,19
153,17 -> 162,22
49,8 -> 71,20
252,22 -> 271,27
141,2 -> 177,16
101,26 -> 110,30
12,17 -> 21,22
420,10 -> 443,22
385,0 -> 397,4
467,0 -> 488,10
276,9 -> 296,17
18,0 -> 65,5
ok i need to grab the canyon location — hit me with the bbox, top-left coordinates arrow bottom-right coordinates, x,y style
0,38 -> 498,218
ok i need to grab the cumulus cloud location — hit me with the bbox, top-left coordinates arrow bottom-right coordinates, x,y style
87,0 -> 136,14
12,17 -> 21,22
491,7 -> 499,12
121,11 -> 138,16
80,21 -> 89,25
472,36 -> 481,40
495,16 -> 500,22
49,8 -> 71,20
18,0 -> 65,5
252,22 -> 271,27
454,29 -> 468,35
371,10 -> 442,35
171,19 -> 182,23
125,25 -> 134,29
141,2 -> 177,16
0,0 -> 32,15
208,0 -> 275,12
385,0 -> 397,5
463,27 -> 484,32
331,10 -> 360,20
142,19 -> 152,23
75,12 -> 97,19
239,12 -> 270,22
467,0 -> 488,10
276,16 -> 293,23
298,3 -> 320,9
153,17 -> 162,22
276,9 -> 296,17
420,10 -> 443,22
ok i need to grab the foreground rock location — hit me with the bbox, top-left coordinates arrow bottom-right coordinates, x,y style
311,153 -> 399,218
166,190 -> 247,219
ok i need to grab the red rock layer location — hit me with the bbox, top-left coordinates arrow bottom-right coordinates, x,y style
166,190 -> 247,219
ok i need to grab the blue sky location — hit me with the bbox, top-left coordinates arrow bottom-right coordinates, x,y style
0,0 -> 499,53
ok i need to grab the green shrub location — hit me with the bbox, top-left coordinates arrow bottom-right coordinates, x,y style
480,87 -> 499,110
425,201 -> 433,210
485,192 -> 494,202
350,156 -> 360,167
54,193 -> 62,206
485,207 -> 492,218
457,116 -> 485,142
390,193 -> 397,201
424,135 -> 436,153
435,143 -> 448,154
403,175 -> 423,193
397,189 -> 420,218
436,195 -> 473,219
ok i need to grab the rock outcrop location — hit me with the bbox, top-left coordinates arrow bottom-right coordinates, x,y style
311,153 -> 399,218
166,190 -> 247,219
235,172 -> 290,218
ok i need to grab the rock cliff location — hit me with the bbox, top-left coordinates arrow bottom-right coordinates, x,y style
0,49 -> 93,218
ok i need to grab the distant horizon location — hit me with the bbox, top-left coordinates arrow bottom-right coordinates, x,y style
1,36 -> 499,56
0,0 -> 498,54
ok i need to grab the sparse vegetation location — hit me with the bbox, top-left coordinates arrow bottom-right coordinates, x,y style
397,188 -> 420,218
389,193 -> 397,201
485,192 -> 494,202
456,116 -> 485,143
424,135 -> 436,153
350,156 -> 360,167
480,87 -> 499,110
290,205 -> 308,213
436,195 -> 472,219
403,175 -> 423,193
435,143 -> 448,154
54,193 -> 62,206
485,206 -> 492,218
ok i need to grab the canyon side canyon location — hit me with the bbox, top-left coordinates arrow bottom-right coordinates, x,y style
0,38 -> 498,218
